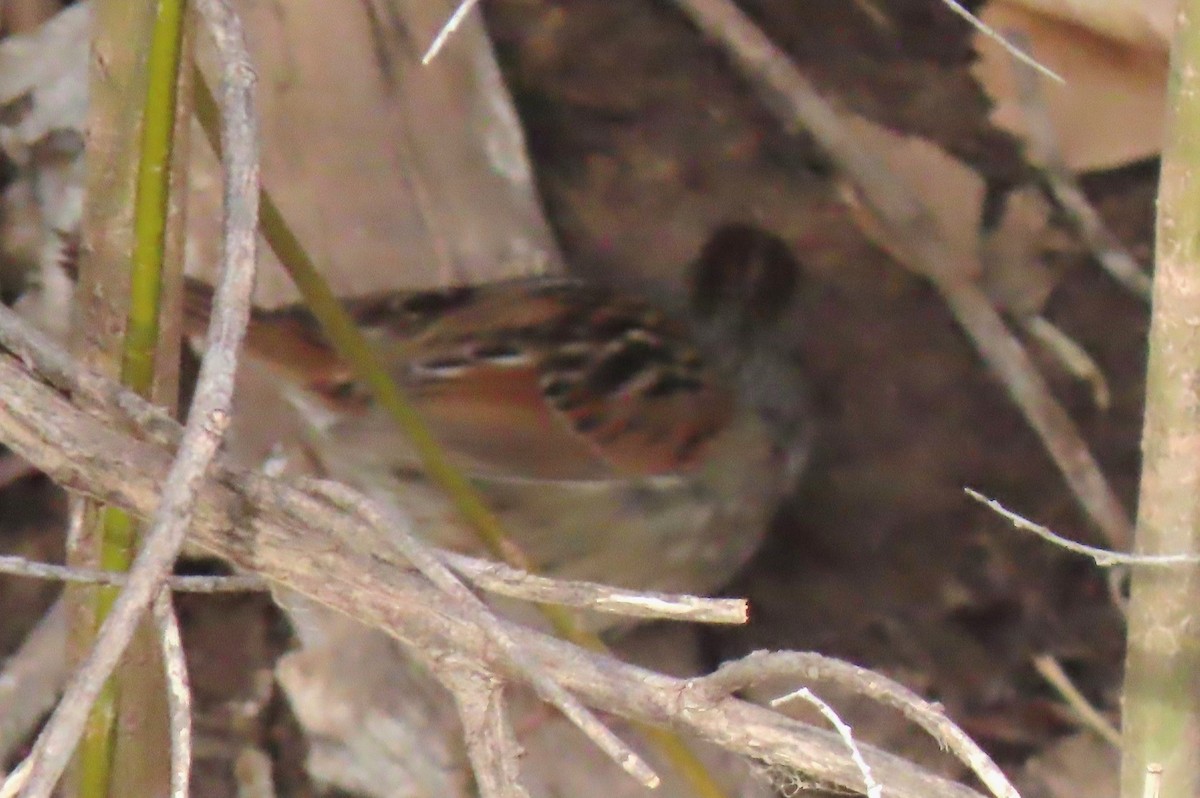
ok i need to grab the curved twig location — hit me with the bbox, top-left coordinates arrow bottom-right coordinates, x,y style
8,0 -> 259,793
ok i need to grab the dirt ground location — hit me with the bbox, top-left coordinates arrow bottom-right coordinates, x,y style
0,0 -> 1152,795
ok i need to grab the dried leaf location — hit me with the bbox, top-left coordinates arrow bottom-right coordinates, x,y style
997,0 -> 1173,49
972,1 -> 1167,171
841,115 -> 1053,317
187,0 -> 564,307
839,115 -> 983,286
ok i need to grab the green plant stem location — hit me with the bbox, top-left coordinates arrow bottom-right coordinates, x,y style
194,72 -> 728,798
122,0 -> 186,394
77,509 -> 133,798
78,2 -> 187,796
1119,2 -> 1200,797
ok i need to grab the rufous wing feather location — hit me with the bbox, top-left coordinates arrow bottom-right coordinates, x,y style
403,280 -> 735,479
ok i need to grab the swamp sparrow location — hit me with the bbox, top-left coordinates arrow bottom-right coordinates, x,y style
196,224 -> 812,600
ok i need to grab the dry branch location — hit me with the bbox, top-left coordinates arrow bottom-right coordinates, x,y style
0,303 -> 991,798
441,552 -> 747,624
152,591 -> 191,798
9,0 -> 259,793
307,479 -> 655,787
0,555 -> 266,591
1119,2 -> 1200,792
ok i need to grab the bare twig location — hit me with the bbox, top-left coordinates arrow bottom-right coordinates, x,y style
443,661 -> 529,798
0,761 -> 29,798
935,0 -> 1062,84
0,303 -> 182,448
0,316 -> 989,798
152,592 -> 192,798
946,289 -> 1132,550
441,552 -> 747,624
669,0 -> 1133,551
966,488 -> 1199,567
1020,316 -> 1111,410
696,651 -> 1021,798
8,0 -> 259,793
310,480 -> 657,788
1143,764 -> 1164,798
772,687 -> 881,798
421,0 -> 479,64
0,554 -> 265,591
1031,655 -> 1121,747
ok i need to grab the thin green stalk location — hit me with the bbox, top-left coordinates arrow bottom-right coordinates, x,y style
194,73 -> 729,798
78,2 -> 187,796
1119,2 -> 1200,797
122,0 -> 187,395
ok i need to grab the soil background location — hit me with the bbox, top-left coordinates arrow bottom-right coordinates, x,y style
0,1 -> 1151,795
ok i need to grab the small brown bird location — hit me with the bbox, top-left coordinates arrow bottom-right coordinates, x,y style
193,224 -> 811,600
